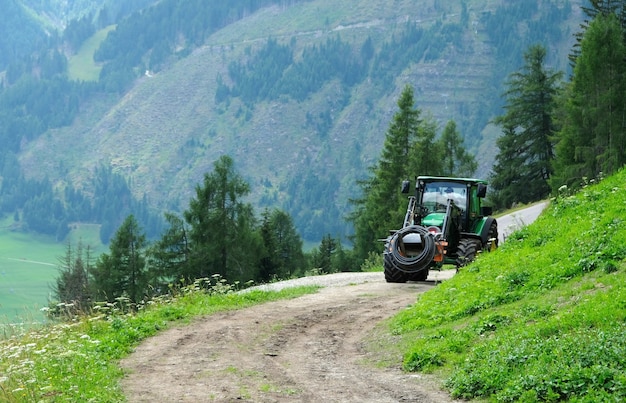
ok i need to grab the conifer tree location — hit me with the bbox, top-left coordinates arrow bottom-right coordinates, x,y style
554,13 -> 626,187
570,0 -> 626,66
311,234 -> 338,274
147,212 -> 190,285
491,44 -> 562,207
53,241 -> 93,309
350,85 -> 422,261
90,215 -> 147,303
349,85 -> 459,262
184,155 -> 260,283
258,208 -> 304,281
407,115 -> 444,178
438,120 -> 477,177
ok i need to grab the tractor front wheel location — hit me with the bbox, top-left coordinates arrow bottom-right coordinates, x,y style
384,265 -> 409,283
408,269 -> 429,281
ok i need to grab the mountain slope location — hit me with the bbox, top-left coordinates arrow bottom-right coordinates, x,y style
0,0 -> 46,69
17,0 -> 583,242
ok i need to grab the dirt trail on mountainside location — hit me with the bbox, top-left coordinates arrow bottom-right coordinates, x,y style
120,271 -> 459,402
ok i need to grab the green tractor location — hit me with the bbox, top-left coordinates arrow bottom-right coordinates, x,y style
383,176 -> 498,283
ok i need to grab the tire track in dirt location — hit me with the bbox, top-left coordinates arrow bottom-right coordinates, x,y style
120,275 -> 458,402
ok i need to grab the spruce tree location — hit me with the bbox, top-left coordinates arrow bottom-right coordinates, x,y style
258,209 -> 305,281
183,155 -> 260,283
554,13 -> 626,187
348,84 -> 478,262
491,44 -> 562,207
312,234 -> 338,274
147,212 -> 190,285
350,85 -> 422,261
90,215 -> 147,303
53,241 -> 93,310
438,120 -> 477,177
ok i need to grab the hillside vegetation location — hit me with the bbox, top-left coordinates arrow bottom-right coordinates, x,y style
7,0 -> 581,243
382,169 -> 626,401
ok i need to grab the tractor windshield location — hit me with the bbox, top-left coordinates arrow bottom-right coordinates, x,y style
421,181 -> 467,213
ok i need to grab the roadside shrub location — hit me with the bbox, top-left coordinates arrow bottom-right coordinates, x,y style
403,349 -> 445,372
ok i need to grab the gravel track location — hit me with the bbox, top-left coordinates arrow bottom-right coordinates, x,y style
120,270 -> 457,402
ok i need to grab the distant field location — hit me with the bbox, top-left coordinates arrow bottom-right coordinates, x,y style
68,25 -> 116,82
0,220 -> 103,323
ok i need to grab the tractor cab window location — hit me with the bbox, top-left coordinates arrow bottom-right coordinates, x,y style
421,182 -> 467,212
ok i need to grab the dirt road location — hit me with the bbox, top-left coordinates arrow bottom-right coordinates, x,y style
120,272 -> 458,402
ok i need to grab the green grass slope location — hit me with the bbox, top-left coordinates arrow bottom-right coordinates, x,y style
67,25 -> 116,82
0,221 -> 104,323
388,170 -> 626,401
0,221 -> 61,323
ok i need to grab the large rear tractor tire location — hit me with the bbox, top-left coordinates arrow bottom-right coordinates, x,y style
456,238 -> 481,269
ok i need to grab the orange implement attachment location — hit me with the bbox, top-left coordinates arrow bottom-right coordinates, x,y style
433,241 -> 448,262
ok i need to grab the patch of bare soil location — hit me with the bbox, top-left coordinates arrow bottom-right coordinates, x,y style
120,275 -> 458,402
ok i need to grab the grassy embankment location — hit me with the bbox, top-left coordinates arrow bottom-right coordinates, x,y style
0,280 -> 319,401
385,169 -> 626,401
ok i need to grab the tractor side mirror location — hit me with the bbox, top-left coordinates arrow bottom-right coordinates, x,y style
477,183 -> 487,198
401,180 -> 411,194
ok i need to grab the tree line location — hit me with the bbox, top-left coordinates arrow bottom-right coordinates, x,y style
54,84 -> 477,305
53,155 -> 352,308
489,1 -> 626,208
0,155 -> 163,242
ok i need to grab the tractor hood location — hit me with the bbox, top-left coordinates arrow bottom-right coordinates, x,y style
422,212 -> 445,228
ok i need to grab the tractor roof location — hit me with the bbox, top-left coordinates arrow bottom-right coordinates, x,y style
416,176 -> 488,185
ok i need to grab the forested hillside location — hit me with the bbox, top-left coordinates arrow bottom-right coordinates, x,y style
1,0 -> 582,244
0,0 -> 47,70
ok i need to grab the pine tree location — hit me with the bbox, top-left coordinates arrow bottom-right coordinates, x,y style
90,215 -> 147,303
554,13 -> 626,187
489,124 -> 528,207
491,44 -> 562,207
407,115 -> 444,178
312,234 -> 338,274
258,209 -> 281,282
271,209 -> 305,276
147,212 -> 190,286
569,0 -> 626,67
438,120 -> 477,177
258,208 -> 305,281
183,155 -> 261,283
349,85 -> 422,261
53,241 -> 93,310
348,85 -> 466,262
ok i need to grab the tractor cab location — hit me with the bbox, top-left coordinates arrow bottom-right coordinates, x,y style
402,176 -> 491,235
